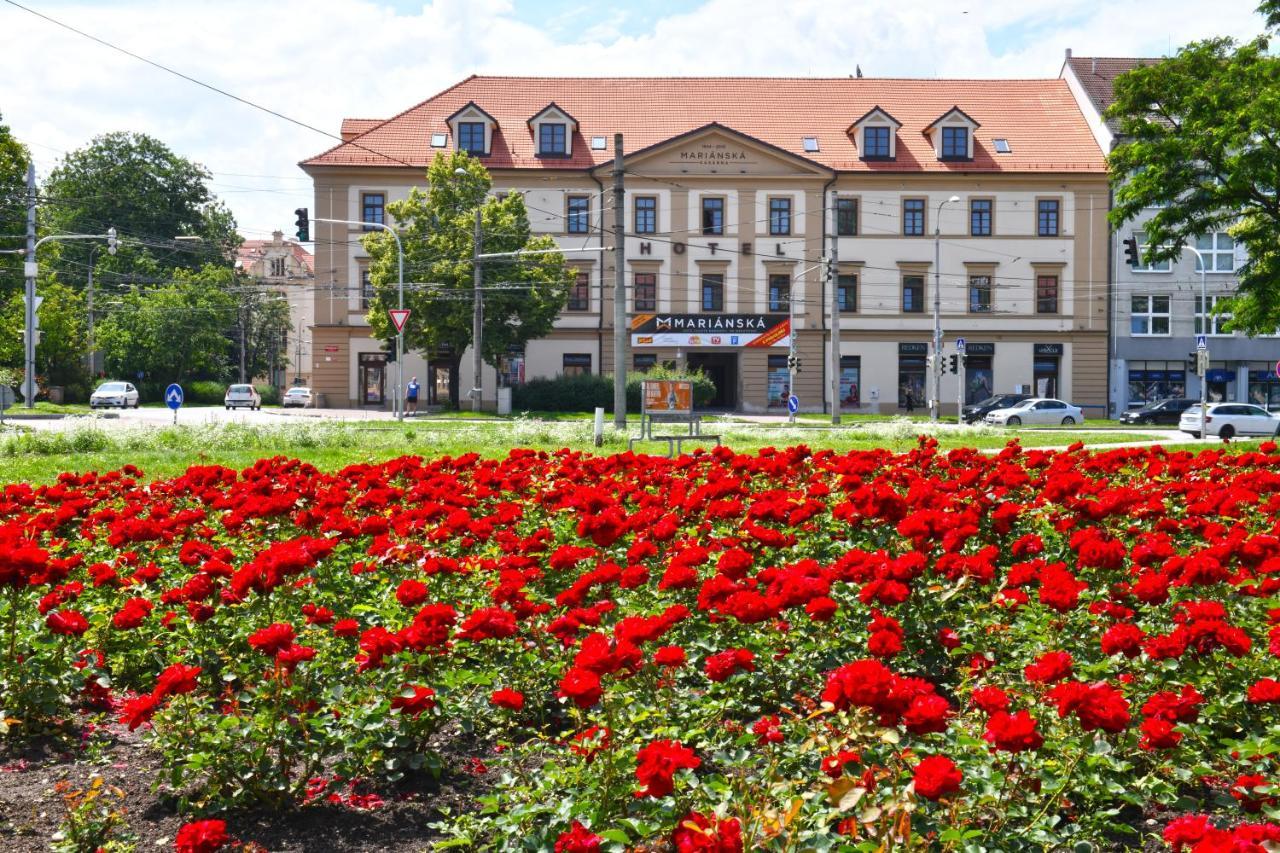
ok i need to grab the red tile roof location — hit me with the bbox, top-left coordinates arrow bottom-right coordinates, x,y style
237,239 -> 314,274
340,118 -> 383,140
1063,57 -> 1160,133
303,75 -> 1106,174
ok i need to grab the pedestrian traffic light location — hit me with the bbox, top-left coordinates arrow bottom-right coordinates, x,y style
1123,236 -> 1139,268
948,354 -> 959,374
787,353 -> 801,372
384,339 -> 397,362
294,208 -> 310,242
106,227 -> 117,255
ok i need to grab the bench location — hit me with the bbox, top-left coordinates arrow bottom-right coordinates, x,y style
628,412 -> 721,456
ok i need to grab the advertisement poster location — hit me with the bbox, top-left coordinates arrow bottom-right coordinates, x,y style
839,365 -> 860,407
642,380 -> 693,414
965,366 -> 994,404
631,314 -> 790,348
767,364 -> 790,409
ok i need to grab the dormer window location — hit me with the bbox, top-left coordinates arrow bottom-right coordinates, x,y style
539,123 -> 567,155
849,107 -> 901,161
446,101 -> 497,157
926,107 -> 979,162
941,127 -> 968,159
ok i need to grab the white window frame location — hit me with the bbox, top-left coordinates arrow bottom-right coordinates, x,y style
1131,232 -> 1171,273
1195,294 -> 1234,337
1130,294 -> 1171,336
1194,232 -> 1238,273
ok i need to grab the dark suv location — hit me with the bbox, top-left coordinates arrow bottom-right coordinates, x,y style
962,393 -> 1033,424
1119,398 -> 1197,425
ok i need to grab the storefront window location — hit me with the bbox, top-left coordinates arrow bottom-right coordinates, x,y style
1206,364 -> 1234,403
767,355 -> 789,409
633,353 -> 657,372
1034,358 -> 1059,398
839,356 -> 860,408
898,354 -> 926,410
498,349 -> 525,387
1247,363 -> 1280,410
1126,362 -> 1187,405
965,357 -> 994,404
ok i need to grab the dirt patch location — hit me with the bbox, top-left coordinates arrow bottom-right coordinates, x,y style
0,717 -> 486,852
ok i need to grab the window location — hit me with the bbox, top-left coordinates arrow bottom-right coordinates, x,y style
769,198 -> 792,236
1036,275 -> 1059,314
567,195 -> 590,234
836,198 -> 858,236
590,136 -> 607,150
837,273 -> 857,312
361,192 -> 385,231
1133,232 -> 1172,272
863,126 -> 891,159
899,353 -> 926,409
970,199 -> 992,236
968,275 -> 992,313
538,123 -> 566,155
1196,295 -> 1233,336
802,137 -> 820,152
701,197 -> 724,235
458,122 -> 485,155
903,198 -> 925,236
1128,362 -> 1187,405
270,258 -> 285,277
430,133 -> 448,148
768,274 -> 790,312
1130,294 -> 1171,335
1194,233 -> 1237,272
902,275 -> 924,313
633,272 -> 656,312
567,271 -> 590,311
633,353 -> 657,372
360,268 -> 374,310
1037,199 -> 1060,237
941,127 -> 968,159
701,273 -> 724,311
562,354 -> 591,376
634,196 -> 656,234
993,138 -> 1011,154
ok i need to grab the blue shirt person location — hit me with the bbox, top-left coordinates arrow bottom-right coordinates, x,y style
406,377 -> 421,413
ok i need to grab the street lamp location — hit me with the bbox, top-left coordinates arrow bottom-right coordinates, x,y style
1180,244 -> 1210,440
932,195 -> 961,422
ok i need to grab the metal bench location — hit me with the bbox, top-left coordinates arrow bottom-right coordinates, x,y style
628,381 -> 721,456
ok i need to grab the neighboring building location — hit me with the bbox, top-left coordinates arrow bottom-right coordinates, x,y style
300,75 -> 1109,414
1061,52 -> 1274,414
235,231 -> 315,388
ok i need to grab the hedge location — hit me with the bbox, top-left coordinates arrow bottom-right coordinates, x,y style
511,367 -> 716,413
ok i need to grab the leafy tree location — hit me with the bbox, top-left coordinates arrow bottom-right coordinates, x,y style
0,113 -> 31,301
0,279 -> 86,395
362,152 -> 571,403
1262,0 -> 1279,29
1106,28 -> 1280,334
95,265 -> 238,384
41,132 -> 239,278
235,289 -> 292,383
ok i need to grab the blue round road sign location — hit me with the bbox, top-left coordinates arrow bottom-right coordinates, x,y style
164,383 -> 184,411
787,394 -> 800,414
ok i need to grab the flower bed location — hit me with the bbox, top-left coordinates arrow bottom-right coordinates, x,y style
2,440 -> 1280,851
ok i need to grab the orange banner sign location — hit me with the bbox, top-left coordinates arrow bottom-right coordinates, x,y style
642,380 -> 693,415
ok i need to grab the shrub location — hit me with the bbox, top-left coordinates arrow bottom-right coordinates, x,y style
511,368 -> 715,413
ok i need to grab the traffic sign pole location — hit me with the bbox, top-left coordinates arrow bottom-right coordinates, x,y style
165,383 -> 184,425
955,339 -> 966,426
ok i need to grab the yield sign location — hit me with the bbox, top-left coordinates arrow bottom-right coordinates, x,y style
389,309 -> 411,333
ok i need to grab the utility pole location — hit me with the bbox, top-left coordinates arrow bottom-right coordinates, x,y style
238,293 -> 248,384
931,195 -> 960,422
612,134 -> 627,429
23,163 -> 36,409
471,207 -> 483,412
86,244 -> 97,378
829,190 -> 841,425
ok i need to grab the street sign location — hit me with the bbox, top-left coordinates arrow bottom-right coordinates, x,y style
389,309 -> 411,333
1196,335 -> 1208,350
787,395 -> 800,414
22,294 -> 43,314
955,337 -> 966,352
164,384 -> 184,411
19,375 -> 36,404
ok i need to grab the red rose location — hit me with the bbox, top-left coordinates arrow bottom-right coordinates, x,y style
153,663 -> 201,700
390,684 -> 437,719
558,667 -> 603,709
247,622 -> 295,655
111,597 -> 153,630
395,579 -> 429,608
635,739 -> 700,798
902,693 -> 953,735
821,749 -> 861,779
46,609 -> 89,637
1247,678 -> 1280,704
805,596 -> 838,622
671,810 -> 743,852
490,688 -> 525,711
913,755 -> 963,801
332,618 -> 360,637
752,715 -> 784,745
1100,622 -> 1146,658
654,646 -> 687,668
984,710 -> 1043,753
704,648 -> 755,682
174,818 -> 229,853
1139,716 -> 1182,750
937,627 -> 961,650
554,820 -> 602,853
118,693 -> 160,731
971,686 -> 1011,715
1023,650 -> 1073,684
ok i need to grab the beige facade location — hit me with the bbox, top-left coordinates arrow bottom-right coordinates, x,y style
300,79 -> 1109,414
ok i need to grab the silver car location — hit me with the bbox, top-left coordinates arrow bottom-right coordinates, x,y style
984,397 -> 1084,427
224,384 -> 261,410
282,387 -> 313,408
1180,403 -> 1280,439
90,381 -> 139,409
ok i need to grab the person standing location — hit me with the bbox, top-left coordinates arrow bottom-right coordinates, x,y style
406,376 -> 420,415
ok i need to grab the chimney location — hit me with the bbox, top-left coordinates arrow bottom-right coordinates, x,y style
1091,57 -> 1097,75
1065,48 -> 1072,59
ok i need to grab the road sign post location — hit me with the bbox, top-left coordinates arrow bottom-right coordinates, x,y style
787,394 -> 800,416
165,383 -> 184,425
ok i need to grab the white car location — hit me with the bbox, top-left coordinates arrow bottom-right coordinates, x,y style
1180,403 -> 1280,439
281,387 -> 314,408
983,397 -> 1084,427
89,381 -> 139,409
224,384 -> 261,410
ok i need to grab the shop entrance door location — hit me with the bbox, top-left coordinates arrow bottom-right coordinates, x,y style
687,352 -> 738,409
429,364 -> 452,406
358,354 -> 386,407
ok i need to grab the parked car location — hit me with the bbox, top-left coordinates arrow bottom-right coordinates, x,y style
1179,403 -> 1280,439
1119,398 -> 1197,426
984,398 -> 1084,427
961,393 -> 1033,424
224,384 -> 261,411
89,381 -> 139,409
281,387 -> 314,408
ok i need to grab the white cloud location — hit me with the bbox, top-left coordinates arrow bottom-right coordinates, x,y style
0,0 -> 1267,239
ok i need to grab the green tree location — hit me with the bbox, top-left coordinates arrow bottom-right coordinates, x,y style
1261,0 -> 1279,29
41,132 -> 239,279
362,152 -> 571,403
0,279 -> 86,394
1106,26 -> 1280,334
235,289 -> 292,383
0,113 -> 31,302
95,265 -> 237,384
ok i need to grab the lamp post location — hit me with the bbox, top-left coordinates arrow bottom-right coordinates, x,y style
932,195 -> 961,422
1181,244 -> 1209,440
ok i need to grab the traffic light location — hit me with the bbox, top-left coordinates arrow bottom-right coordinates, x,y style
1123,236 -> 1139,268
294,208 -> 310,242
948,354 -> 959,374
787,353 -> 801,373
384,339 -> 397,362
106,227 -> 117,255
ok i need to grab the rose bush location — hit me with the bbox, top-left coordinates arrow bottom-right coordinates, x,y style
1,441 -> 1280,850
